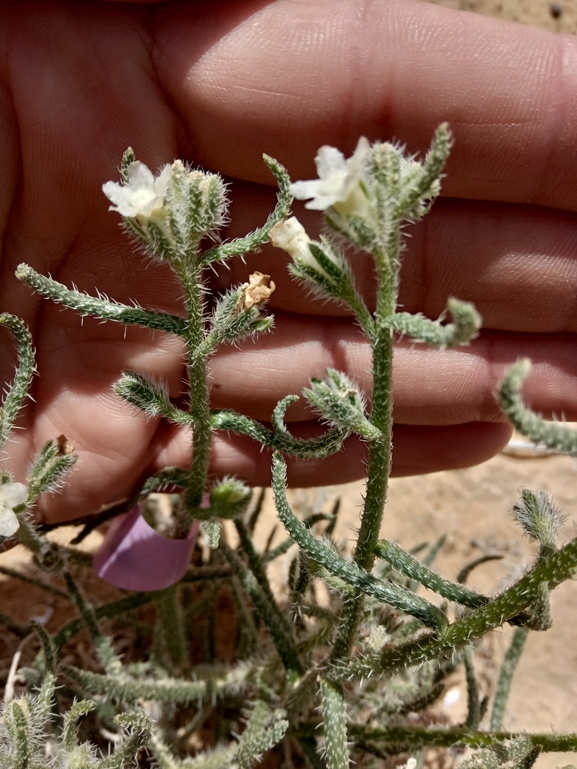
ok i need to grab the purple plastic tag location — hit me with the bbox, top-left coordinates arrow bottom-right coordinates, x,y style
93,505 -> 200,591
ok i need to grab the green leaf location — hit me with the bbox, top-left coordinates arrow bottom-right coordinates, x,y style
374,539 -> 488,609
211,408 -> 347,459
0,314 -> 36,452
63,661 -> 258,704
235,701 -> 288,769
16,264 -> 187,337
115,371 -> 191,425
272,452 -> 448,633
27,438 -> 78,501
62,701 -> 96,752
499,359 -> 577,454
386,297 -> 481,349
320,678 -> 350,769
200,155 -> 292,266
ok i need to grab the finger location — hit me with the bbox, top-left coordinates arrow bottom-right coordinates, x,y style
153,0 -> 577,209
21,311 -> 563,524
37,417 -> 511,523
218,189 -> 577,333
208,316 -> 577,425
26,304 -> 577,434
155,420 -> 513,489
397,198 -> 577,333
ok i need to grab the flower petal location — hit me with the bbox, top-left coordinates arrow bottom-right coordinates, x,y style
0,505 -> 19,538
289,138 -> 370,211
315,145 -> 345,178
102,181 -> 139,216
1,482 -> 27,509
350,136 -> 371,168
153,164 -> 173,196
126,160 -> 155,188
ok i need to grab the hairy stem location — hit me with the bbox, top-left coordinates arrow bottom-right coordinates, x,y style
341,725 -> 577,753
176,261 -> 212,537
331,245 -> 396,660
320,678 -> 350,769
378,534 -> 577,672
156,586 -> 190,672
219,540 -> 304,678
490,627 -> 529,731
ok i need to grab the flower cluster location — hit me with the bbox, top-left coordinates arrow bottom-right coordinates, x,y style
103,158 -> 228,260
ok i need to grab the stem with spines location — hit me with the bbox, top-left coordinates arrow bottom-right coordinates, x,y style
330,244 -> 396,661
174,259 -> 212,537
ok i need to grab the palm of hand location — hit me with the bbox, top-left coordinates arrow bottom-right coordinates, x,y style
2,0 -> 576,522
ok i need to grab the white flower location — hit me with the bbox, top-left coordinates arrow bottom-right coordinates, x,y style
103,160 -> 228,257
289,136 -> 371,213
103,161 -> 173,219
270,217 -> 346,285
270,217 -> 312,262
0,480 -> 27,538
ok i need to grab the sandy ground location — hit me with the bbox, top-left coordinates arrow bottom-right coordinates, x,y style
427,0 -> 577,32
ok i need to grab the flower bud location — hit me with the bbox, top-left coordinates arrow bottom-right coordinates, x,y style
270,218 -> 346,287
270,217 -> 313,262
209,478 -> 252,519
167,161 -> 228,244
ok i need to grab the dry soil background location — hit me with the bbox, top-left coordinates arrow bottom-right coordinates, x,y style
427,0 -> 577,32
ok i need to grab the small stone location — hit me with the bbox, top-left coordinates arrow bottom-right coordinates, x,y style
550,3 -> 563,19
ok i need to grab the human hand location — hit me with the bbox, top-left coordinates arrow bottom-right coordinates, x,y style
2,0 -> 576,523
